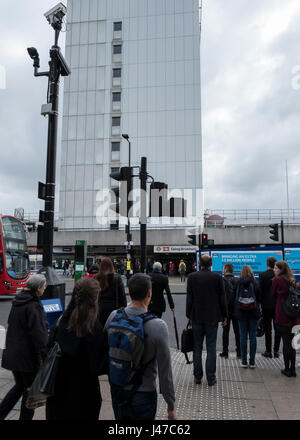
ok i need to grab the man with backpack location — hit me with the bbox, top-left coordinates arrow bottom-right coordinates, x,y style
219,263 -> 241,359
105,273 -> 176,420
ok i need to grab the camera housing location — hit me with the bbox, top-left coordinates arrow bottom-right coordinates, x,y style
44,2 -> 67,29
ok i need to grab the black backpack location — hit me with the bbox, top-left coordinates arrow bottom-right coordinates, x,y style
236,280 -> 256,311
281,283 -> 300,318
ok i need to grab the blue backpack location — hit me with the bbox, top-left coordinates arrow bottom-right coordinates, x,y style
236,281 -> 256,311
107,308 -> 156,388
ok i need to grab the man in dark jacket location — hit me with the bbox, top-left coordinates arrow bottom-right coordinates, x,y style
0,274 -> 48,420
259,257 -> 281,358
220,263 -> 240,359
149,262 -> 175,318
186,255 -> 228,386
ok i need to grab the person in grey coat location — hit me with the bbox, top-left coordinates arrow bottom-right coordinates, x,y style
0,274 -> 48,420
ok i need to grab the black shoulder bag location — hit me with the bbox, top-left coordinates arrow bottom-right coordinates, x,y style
26,316 -> 63,409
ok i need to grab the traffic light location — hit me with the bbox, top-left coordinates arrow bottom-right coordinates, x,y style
269,224 -> 279,241
201,233 -> 208,247
170,197 -> 187,218
109,166 -> 133,219
149,182 -> 168,217
188,234 -> 197,246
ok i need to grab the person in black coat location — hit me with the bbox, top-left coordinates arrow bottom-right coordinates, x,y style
259,257 -> 281,358
219,263 -> 240,359
0,274 -> 48,420
234,266 -> 261,368
46,277 -> 108,420
186,255 -> 227,386
94,257 -> 127,327
148,262 -> 175,318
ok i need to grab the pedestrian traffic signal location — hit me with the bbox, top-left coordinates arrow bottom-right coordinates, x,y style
269,224 -> 279,241
188,234 -> 197,246
201,233 -> 208,246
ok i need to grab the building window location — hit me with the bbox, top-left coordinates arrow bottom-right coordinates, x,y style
111,142 -> 120,161
112,92 -> 121,102
113,68 -> 121,78
112,117 -> 120,127
113,45 -> 122,54
112,142 -> 120,152
114,22 -> 122,31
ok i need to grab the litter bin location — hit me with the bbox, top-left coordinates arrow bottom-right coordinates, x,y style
41,298 -> 63,331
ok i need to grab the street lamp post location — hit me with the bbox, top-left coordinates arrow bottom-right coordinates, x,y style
27,3 -> 70,306
122,134 -> 133,274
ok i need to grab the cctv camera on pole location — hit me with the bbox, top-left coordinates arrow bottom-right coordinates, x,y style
27,3 -> 70,308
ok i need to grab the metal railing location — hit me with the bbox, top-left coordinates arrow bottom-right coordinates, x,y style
205,209 -> 300,226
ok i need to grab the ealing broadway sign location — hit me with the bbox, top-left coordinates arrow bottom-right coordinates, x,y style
154,246 -> 198,253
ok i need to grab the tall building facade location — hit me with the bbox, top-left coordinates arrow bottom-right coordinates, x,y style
59,0 -> 202,230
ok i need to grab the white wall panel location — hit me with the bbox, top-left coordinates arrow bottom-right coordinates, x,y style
85,140 -> 95,164
65,192 -> 75,218
78,69 -> 88,91
67,141 -> 76,165
95,140 -> 104,164
71,23 -> 80,45
84,191 -> 94,217
78,92 -> 87,114
87,67 -> 96,90
93,165 -> 103,190
77,116 -> 86,140
71,45 -> 80,68
89,0 -> 98,21
84,165 -> 94,190
86,115 -> 95,139
66,166 -> 76,191
75,165 -> 84,190
76,141 -> 85,164
95,115 -> 104,138
68,116 -> 77,140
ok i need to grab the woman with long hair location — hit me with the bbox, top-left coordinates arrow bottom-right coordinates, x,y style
234,265 -> 261,369
271,261 -> 300,377
46,278 -> 107,420
94,257 -> 127,327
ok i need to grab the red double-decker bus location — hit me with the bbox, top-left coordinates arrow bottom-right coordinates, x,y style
0,215 -> 30,295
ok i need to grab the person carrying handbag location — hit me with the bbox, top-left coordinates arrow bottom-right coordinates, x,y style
46,278 -> 108,420
0,275 -> 48,420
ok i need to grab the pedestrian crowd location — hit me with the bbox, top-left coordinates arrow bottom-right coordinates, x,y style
0,254 -> 299,420
186,255 -> 300,386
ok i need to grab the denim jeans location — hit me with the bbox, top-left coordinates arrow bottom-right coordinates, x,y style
111,387 -> 157,421
238,319 -> 258,364
192,322 -> 218,382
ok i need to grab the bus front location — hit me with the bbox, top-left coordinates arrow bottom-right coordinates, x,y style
0,216 -> 30,294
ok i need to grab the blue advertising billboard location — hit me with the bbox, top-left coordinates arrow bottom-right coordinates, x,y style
210,250 -> 283,275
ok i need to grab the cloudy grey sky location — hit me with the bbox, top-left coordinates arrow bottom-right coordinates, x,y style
0,0 -> 300,216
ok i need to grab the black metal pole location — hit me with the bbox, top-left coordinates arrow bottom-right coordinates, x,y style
281,220 -> 285,260
198,233 -> 202,268
43,38 -> 60,268
140,157 -> 147,273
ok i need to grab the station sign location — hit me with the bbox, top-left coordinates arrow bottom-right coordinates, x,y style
154,246 -> 198,253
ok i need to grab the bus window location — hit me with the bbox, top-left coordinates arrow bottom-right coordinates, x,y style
0,254 -> 3,274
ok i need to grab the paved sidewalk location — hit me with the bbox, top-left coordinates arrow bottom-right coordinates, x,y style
1,349 -> 299,420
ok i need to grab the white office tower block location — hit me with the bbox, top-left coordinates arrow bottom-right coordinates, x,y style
59,0 -> 203,230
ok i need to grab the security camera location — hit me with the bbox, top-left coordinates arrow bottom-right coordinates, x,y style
27,47 -> 40,68
44,2 -> 67,29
